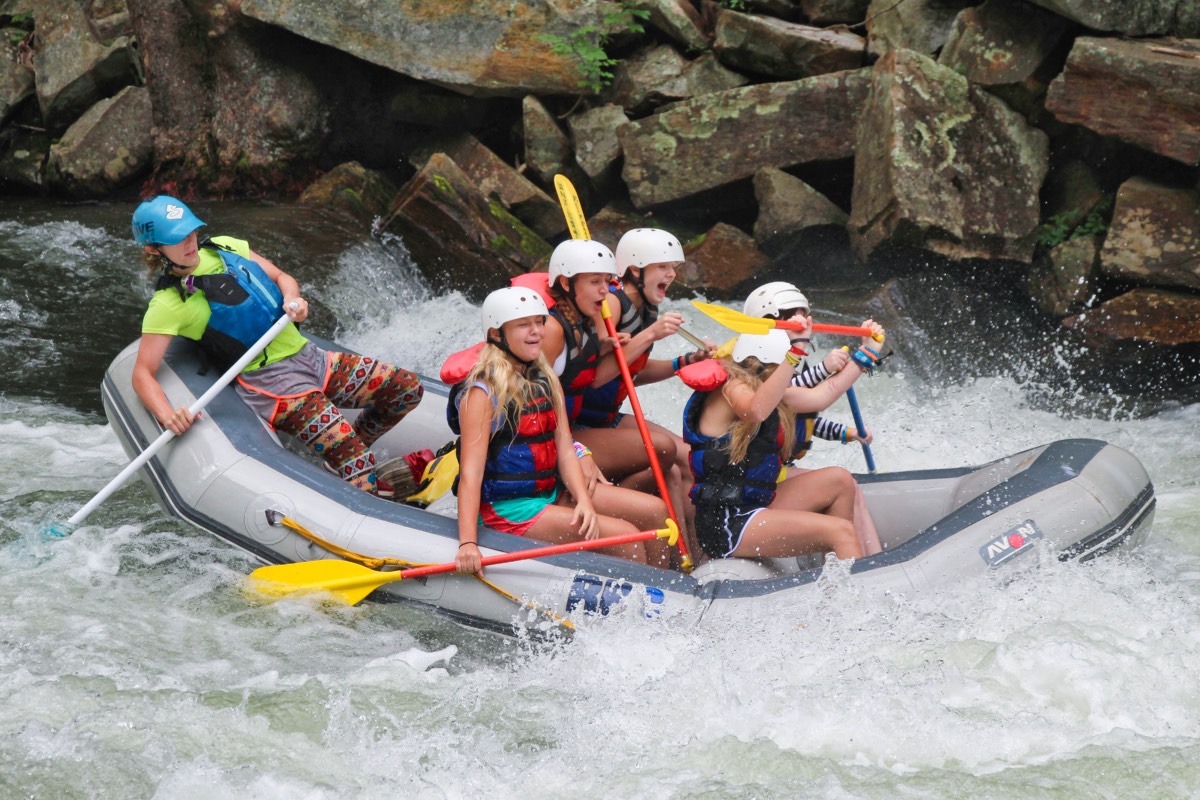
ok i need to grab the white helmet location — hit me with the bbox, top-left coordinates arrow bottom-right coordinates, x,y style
743,281 -> 809,318
482,286 -> 549,333
615,228 -> 684,272
732,329 -> 790,365
548,239 -> 618,281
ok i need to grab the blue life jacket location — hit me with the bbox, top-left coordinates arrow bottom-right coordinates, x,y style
157,240 -> 285,371
682,389 -> 782,507
577,287 -> 656,428
448,372 -> 559,503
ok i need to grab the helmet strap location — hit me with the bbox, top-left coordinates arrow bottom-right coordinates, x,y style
490,332 -> 537,368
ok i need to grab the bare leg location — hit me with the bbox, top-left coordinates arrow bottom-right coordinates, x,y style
589,483 -> 673,568
780,465 -> 882,556
729,507 -> 861,560
852,482 -> 882,555
581,418 -> 696,566
772,466 -> 857,521
525,502 -> 648,564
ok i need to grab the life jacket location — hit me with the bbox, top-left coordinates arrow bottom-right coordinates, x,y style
576,287 -> 656,428
679,359 -> 816,461
549,306 -> 599,423
156,240 -> 285,371
792,414 -> 816,461
447,371 -> 559,503
680,372 -> 785,507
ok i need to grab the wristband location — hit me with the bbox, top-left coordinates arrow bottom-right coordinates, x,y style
851,347 -> 878,372
672,356 -> 682,373
841,427 -> 849,444
459,541 -> 476,549
573,441 -> 592,459
784,345 -> 805,368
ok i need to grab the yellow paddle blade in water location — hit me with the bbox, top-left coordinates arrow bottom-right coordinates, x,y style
690,301 -> 777,335
249,559 -> 402,606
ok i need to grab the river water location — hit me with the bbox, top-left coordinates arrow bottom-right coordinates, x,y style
1,199 -> 1197,799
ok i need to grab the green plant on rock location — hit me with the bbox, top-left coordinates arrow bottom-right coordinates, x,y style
538,2 -> 650,94
1036,195 -> 1114,249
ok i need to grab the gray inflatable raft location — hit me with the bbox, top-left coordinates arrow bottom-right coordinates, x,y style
101,337 -> 1156,636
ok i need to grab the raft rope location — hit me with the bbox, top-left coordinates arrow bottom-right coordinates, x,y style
271,513 -> 575,630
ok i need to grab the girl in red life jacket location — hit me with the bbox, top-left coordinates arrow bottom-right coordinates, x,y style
539,239 -> 670,497
742,282 -> 882,555
577,228 -> 713,558
684,321 -> 885,562
453,287 -> 672,575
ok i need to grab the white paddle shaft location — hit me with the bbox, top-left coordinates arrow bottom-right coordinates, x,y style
66,310 -> 294,527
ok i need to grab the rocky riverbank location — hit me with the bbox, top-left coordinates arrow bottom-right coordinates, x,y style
1,0 -> 1198,396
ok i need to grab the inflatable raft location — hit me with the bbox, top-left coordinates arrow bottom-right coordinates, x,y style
100,337 -> 1157,635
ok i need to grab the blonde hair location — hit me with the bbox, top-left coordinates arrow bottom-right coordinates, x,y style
141,248 -> 166,278
720,357 -> 796,465
465,342 -> 565,428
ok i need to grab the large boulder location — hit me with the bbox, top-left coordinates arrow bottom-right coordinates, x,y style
1099,176 -> 1200,291
939,0 -> 1071,87
240,0 -> 598,97
0,128 -> 48,193
1025,0 -> 1200,37
378,153 -> 552,300
606,45 -> 747,114
31,0 -> 139,132
848,49 -> 1049,263
865,0 -> 977,59
297,161 -> 399,226
713,8 -> 865,80
0,29 -> 34,127
1028,234 -> 1100,317
619,68 -> 872,208
801,0 -> 871,25
677,223 -> 772,297
45,85 -> 152,197
522,95 -> 575,189
753,167 -> 868,288
408,132 -> 565,239
1046,37 -> 1200,166
1061,288 -> 1200,371
568,104 -> 629,186
628,0 -> 708,53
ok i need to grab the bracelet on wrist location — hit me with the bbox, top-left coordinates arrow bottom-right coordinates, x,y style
459,541 -> 476,549
573,440 -> 592,459
671,356 -> 682,373
840,427 -> 849,444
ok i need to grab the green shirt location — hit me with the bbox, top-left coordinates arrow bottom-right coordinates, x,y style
140,236 -> 306,372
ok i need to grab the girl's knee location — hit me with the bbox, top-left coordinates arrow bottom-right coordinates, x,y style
830,518 -> 861,558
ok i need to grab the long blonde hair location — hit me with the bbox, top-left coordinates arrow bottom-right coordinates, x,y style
720,357 -> 796,464
465,342 -> 565,429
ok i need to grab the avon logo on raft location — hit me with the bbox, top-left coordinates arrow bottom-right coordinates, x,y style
980,520 -> 1044,567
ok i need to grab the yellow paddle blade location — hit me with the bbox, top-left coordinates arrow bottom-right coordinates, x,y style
690,301 -> 777,335
554,174 -> 591,240
248,559 -> 402,606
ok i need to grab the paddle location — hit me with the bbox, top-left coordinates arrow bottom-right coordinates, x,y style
599,301 -> 693,570
553,173 -> 694,570
553,174 -> 706,351
846,386 -> 876,474
691,300 -> 883,340
46,307 -> 297,538
249,519 -> 680,605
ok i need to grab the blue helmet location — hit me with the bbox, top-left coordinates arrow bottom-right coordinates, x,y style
131,196 -> 205,246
